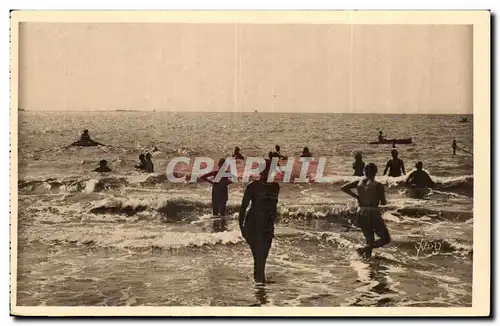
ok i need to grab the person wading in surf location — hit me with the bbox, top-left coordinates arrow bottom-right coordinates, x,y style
239,159 -> 280,284
405,161 -> 434,198
199,158 -> 236,217
341,163 -> 391,259
233,146 -> 245,160
383,149 -> 406,177
352,153 -> 365,177
145,153 -> 154,173
93,159 -> 112,173
135,154 -> 147,171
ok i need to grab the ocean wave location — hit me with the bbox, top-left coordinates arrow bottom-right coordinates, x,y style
18,174 -> 473,195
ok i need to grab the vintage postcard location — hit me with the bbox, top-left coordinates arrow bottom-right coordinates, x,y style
10,10 -> 490,317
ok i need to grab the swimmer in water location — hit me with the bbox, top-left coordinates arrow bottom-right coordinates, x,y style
300,147 -> 313,158
406,161 -> 434,190
341,163 -> 390,259
233,146 -> 245,160
70,129 -> 105,147
383,149 -> 406,177
93,159 -> 112,173
199,158 -> 237,217
352,153 -> 365,177
239,159 -> 280,283
145,153 -> 154,173
135,154 -> 147,171
270,145 -> 287,160
452,139 -> 457,155
378,131 -> 386,143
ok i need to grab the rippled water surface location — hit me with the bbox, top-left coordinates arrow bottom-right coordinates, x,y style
17,111 -> 473,307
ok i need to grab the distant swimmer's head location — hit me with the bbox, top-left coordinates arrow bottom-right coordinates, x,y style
416,161 -> 423,170
139,154 -> 146,160
354,152 -> 362,161
391,149 -> 398,158
303,147 -> 310,153
234,146 -> 241,153
83,129 -> 89,134
364,163 -> 378,178
275,145 -> 280,152
379,131 -> 383,135
99,159 -> 107,167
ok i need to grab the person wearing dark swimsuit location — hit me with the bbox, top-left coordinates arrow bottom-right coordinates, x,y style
300,147 -> 313,158
341,163 -> 390,259
145,153 -> 154,173
452,139 -> 458,155
406,161 -> 434,198
199,158 -> 236,216
269,145 -> 287,160
352,153 -> 365,177
233,147 -> 245,160
239,159 -> 280,283
135,154 -> 147,171
383,149 -> 406,177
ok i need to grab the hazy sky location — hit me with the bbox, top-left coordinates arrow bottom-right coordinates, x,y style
18,23 -> 472,114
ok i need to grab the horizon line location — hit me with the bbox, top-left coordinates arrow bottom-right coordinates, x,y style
18,109 -> 473,115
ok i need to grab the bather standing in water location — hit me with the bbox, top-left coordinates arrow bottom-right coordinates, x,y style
239,159 -> 280,283
300,147 -> 313,158
352,153 -> 365,177
269,145 -> 287,160
383,149 -> 406,177
199,158 -> 237,217
341,163 -> 391,259
233,146 -> 245,160
452,139 -> 458,155
406,161 -> 434,198
145,153 -> 154,173
93,159 -> 112,173
135,154 -> 147,171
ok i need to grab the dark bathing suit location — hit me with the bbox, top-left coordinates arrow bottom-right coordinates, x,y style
386,158 -> 404,177
212,175 -> 231,216
240,180 -> 280,283
356,178 -> 390,257
353,161 -> 365,177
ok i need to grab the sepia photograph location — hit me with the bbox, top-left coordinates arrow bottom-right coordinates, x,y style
10,10 -> 490,317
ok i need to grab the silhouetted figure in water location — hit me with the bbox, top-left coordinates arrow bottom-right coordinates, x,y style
269,145 -> 287,160
378,131 -> 386,143
239,159 -> 280,283
300,146 -> 313,158
93,159 -> 112,173
70,129 -> 105,147
199,158 -> 236,217
341,163 -> 390,259
135,154 -> 147,171
452,139 -> 457,155
353,153 -> 365,177
145,153 -> 154,173
233,146 -> 245,160
383,149 -> 406,177
406,161 -> 434,189
152,147 -> 159,153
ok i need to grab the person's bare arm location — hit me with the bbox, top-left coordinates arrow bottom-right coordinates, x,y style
198,170 -> 217,184
405,171 -> 415,185
401,160 -> 406,175
383,161 -> 390,175
341,180 -> 360,201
